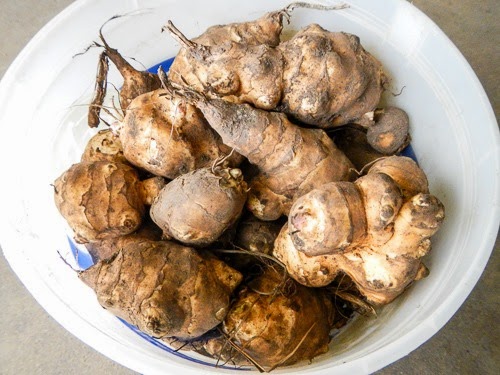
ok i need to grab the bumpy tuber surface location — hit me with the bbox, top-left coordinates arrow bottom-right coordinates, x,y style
85,219 -> 162,262
278,24 -> 386,127
166,17 -> 385,127
150,166 -> 247,246
184,94 -> 354,220
166,21 -> 284,110
79,240 -> 242,339
53,161 -> 146,243
274,156 -> 445,304
167,8 -> 289,107
117,89 -> 242,179
218,267 -> 334,369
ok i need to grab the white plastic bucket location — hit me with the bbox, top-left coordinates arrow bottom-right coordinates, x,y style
0,1 -> 498,374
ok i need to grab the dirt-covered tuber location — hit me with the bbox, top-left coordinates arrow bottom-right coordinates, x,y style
80,239 -> 242,339
278,24 -> 386,127
116,89 -> 242,179
166,13 -> 385,127
182,93 -> 354,220
215,267 -> 334,369
54,161 -> 146,243
150,166 -> 247,246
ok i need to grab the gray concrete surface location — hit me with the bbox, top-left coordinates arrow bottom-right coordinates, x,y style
0,1 -> 498,374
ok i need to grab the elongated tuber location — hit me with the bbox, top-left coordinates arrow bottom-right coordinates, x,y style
179,92 -> 354,220
96,30 -> 161,112
80,239 -> 242,339
150,166 -> 247,246
274,156 -> 445,304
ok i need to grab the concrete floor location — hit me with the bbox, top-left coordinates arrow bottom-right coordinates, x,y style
0,0 -> 498,374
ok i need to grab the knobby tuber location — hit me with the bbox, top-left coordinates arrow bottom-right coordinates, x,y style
116,89 -> 242,179
167,7 -> 287,91
166,21 -> 284,110
180,93 -> 354,220
165,13 -> 385,127
80,239 -> 242,339
278,24 -> 386,127
216,267 -> 335,369
150,166 -> 247,246
274,156 -> 445,304
53,160 -> 164,243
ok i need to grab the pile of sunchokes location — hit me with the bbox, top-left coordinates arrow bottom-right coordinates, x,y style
53,5 -> 445,371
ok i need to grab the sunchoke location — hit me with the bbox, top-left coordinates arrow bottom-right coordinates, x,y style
366,107 -> 411,154
180,93 -> 354,220
167,8 -> 287,89
150,166 -> 247,246
218,267 -> 334,369
274,156 -> 445,304
117,89 -> 242,179
80,240 -> 242,339
53,160 -> 164,243
278,24 -> 386,127
166,14 -> 385,127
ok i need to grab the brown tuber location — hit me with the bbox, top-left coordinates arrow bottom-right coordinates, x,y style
166,21 -> 284,110
150,166 -> 247,246
166,8 -> 290,109
53,160 -> 164,243
274,156 -> 445,304
166,14 -> 385,127
117,89 -> 242,179
217,267 -> 335,369
278,24 -> 386,127
80,240 -> 242,339
96,30 -> 161,112
366,107 -> 411,154
179,92 -> 354,220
